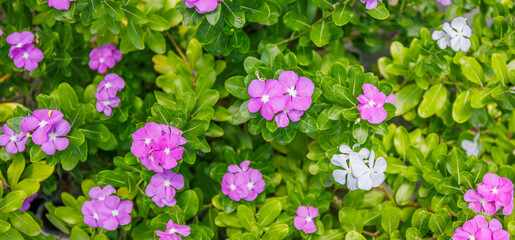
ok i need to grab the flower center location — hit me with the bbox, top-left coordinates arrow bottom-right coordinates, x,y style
103,100 -> 110,106
165,148 -> 170,154
458,32 -> 463,36
469,236 -> 475,240
369,169 -> 374,173
230,184 -> 236,191
492,188 -> 498,194
105,82 -> 111,88
480,199 -> 485,204
49,133 -> 56,141
164,180 -> 171,187
368,100 -> 376,107
99,58 -> 105,63
39,120 -> 48,128
112,210 -> 119,216
23,52 -> 29,59
99,196 -> 105,201
283,108 -> 289,113
347,169 -> 351,173
247,182 -> 254,190
149,155 -> 154,161
9,135 -> 17,142
261,95 -> 270,103
93,213 -> 99,220
305,217 -> 312,222
16,43 -> 22,48
169,228 -> 177,234
287,87 -> 297,97
145,138 -> 151,145
445,34 -> 449,38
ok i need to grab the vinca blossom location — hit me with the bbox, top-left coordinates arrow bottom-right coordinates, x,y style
221,160 -> 265,202
357,84 -> 388,124
0,125 -> 28,154
42,0 -> 77,10
156,220 -> 191,240
89,44 -> 123,74
20,109 -> 71,155
183,0 -> 223,14
145,170 -> 185,207
95,73 -> 125,117
361,0 -> 382,10
463,190 -> 499,215
6,31 -> 34,58
351,150 -> 387,191
40,120 -> 70,155
452,215 -> 509,240
461,133 -> 479,157
82,185 -> 133,231
248,79 -> 286,121
331,144 -> 370,190
432,17 -> 471,51
20,193 -> 37,212
464,173 -> 513,216
6,31 -> 43,71
293,206 -> 318,234
274,71 -> 314,128
89,185 -> 116,201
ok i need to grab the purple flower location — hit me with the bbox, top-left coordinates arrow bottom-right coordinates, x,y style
96,73 -> 125,99
43,0 -> 77,10
96,96 -> 121,117
131,122 -> 162,158
435,0 -> 452,6
153,133 -> 185,170
361,0 -> 382,9
477,173 -> 514,215
156,220 -> 191,240
278,71 -> 314,111
221,173 -> 248,202
183,0 -> 223,14
21,109 -> 64,145
274,109 -> 304,128
243,169 -> 266,201
11,44 -> 44,72
464,190 -> 500,215
40,120 -> 70,155
452,215 -> 509,240
386,93 -> 396,105
0,125 -> 28,154
89,185 -> 116,201
293,206 -> 318,234
82,200 -> 104,228
357,84 -> 387,124
228,160 -> 250,173
248,80 -> 286,121
19,193 -> 37,212
97,196 -> 133,231
6,31 -> 34,58
88,44 -> 122,74
145,170 -> 184,207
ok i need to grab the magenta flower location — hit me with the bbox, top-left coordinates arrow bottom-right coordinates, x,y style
278,71 -> 314,111
477,173 -> 514,215
6,31 -> 34,58
0,125 -> 28,154
183,0 -> 223,14
21,109 -> 64,145
248,80 -> 286,121
19,193 -> 37,212
96,73 -> 125,99
386,93 -> 396,105
156,220 -> 191,240
42,0 -> 77,10
11,44 -> 44,72
89,185 -> 116,201
228,160 -> 250,173
153,133 -> 185,170
357,84 -> 387,124
221,173 -> 248,201
82,200 -> 105,228
464,190 -> 500,215
96,96 -> 121,117
97,196 -> 133,231
452,215 -> 509,240
40,120 -> 70,155
435,0 -> 452,5
88,44 -> 122,74
361,0 -> 382,9
131,122 -> 162,158
145,170 -> 184,207
274,109 -> 304,128
293,206 -> 318,234
243,169 -> 266,201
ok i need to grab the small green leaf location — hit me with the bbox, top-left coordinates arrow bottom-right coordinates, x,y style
178,190 -> 199,221
366,2 -> 390,20
339,207 -> 364,232
0,191 -> 26,213
452,90 -> 473,124
460,57 -> 484,86
310,21 -> 331,47
256,200 -> 281,227
381,207 -> 401,235
7,155 -> 25,187
9,211 -> 40,236
491,53 -> 508,85
237,205 -> 255,231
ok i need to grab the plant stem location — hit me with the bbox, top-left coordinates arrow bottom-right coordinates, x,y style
378,184 -> 396,204
165,31 -> 195,87
362,230 -> 379,238
0,73 -> 13,84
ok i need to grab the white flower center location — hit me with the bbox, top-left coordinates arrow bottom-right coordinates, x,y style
368,100 -> 376,107
445,34 -> 449,38
230,184 -> 236,191
16,43 -> 22,48
164,180 -> 171,187
9,136 -> 17,142
247,182 -> 254,190
112,210 -> 119,216
99,58 -> 105,63
480,199 -> 485,204
305,217 -> 312,222
145,138 -> 151,144
23,53 -> 29,59
469,236 -> 475,240
103,100 -> 110,106
49,133 -> 56,141
99,196 -> 105,201
165,148 -> 170,154
492,188 -> 498,194
39,120 -> 48,128
93,213 -> 99,220
347,169 -> 351,173
261,95 -> 270,103
458,32 -> 463,36
105,82 -> 111,88
287,87 -> 297,97
369,169 -> 374,173
149,155 -> 154,161
169,228 -> 177,234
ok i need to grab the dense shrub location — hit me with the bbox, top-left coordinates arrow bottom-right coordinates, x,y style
0,0 -> 513,239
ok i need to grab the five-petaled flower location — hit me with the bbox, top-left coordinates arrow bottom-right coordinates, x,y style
146,170 -> 185,207
81,185 -> 133,231
452,215 -> 509,240
331,144 -> 370,190
89,44 -> 123,74
357,84 -> 388,124
248,79 -> 286,121
6,31 -> 43,72
156,220 -> 191,240
20,109 -> 70,155
432,17 -> 471,52
0,125 -> 28,154
293,206 -> 318,234
351,150 -> 387,190
183,0 -> 223,14
221,160 -> 265,202
43,0 -> 77,10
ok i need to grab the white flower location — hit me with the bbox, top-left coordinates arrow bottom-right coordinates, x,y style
446,17 -> 472,51
331,144 -> 370,190
461,133 -> 479,157
432,23 -> 452,49
350,150 -> 387,191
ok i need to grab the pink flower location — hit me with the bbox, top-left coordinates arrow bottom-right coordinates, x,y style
274,109 -> 304,128
183,0 -> 223,14
247,80 -> 286,121
243,169 -> 266,201
452,215 -> 509,240
357,84 -> 387,124
43,0 -> 77,10
293,206 -> 318,234
40,119 -> 70,155
464,190 -> 500,215
477,173 -> 514,215
19,193 -> 37,211
81,200 -> 104,228
11,44 -> 44,72
0,125 -> 28,154
89,44 -> 122,74
21,109 -> 64,145
221,161 -> 266,202
131,122 -> 163,158
96,73 -> 125,99
221,172 -> 248,201
145,170 -> 184,207
96,96 -> 121,117
278,71 -> 314,111
361,0 -> 382,9
6,31 -> 34,58
156,220 -> 190,240
97,196 -> 133,231
386,93 -> 396,105
89,185 -> 116,201
228,160 -> 250,173
153,133 -> 186,170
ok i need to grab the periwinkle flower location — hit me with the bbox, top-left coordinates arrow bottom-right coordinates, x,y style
243,169 -> 266,201
43,0 -> 77,10
228,160 -> 250,173
95,96 -> 121,117
156,220 -> 191,240
89,44 -> 122,74
40,120 -> 70,155
452,215 -> 509,240
278,71 -> 314,112
361,0 -> 382,9
477,173 -> 514,215
21,109 -> 64,145
0,125 -> 28,154
153,133 -> 186,170
96,73 -> 125,99
357,84 -> 388,124
145,170 -> 185,207
6,31 -> 34,58
221,161 -> 265,202
463,190 -> 499,215
11,44 -> 44,72
293,206 -> 318,234
89,185 -> 116,202
97,196 -> 133,231
221,172 -> 248,202
274,109 -> 304,128
19,193 -> 37,211
331,144 -> 371,190
131,122 -> 163,158
433,17 -> 471,52
461,133 -> 479,157
183,0 -> 223,14
82,200 -> 104,228
247,79 -> 286,121
386,93 -> 396,105
351,150 -> 387,190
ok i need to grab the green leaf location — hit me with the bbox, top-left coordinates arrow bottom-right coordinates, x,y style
395,182 -> 415,205
237,205 -> 255,231
256,200 -> 281,227
381,207 -> 401,235
366,2 -> 390,20
345,231 -> 366,240
7,155 -> 25,187
70,227 -> 90,239
146,14 -> 170,31
435,177 -> 461,195
418,83 -> 447,118
428,210 -> 450,236
0,191 -> 26,213
332,4 -> 353,26
452,90 -> 473,124
80,123 -> 110,142
196,17 -> 224,44
127,20 -> 144,50
394,126 -> 410,159
96,170 -> 126,187
310,21 -> 331,47
395,84 -> 423,116
178,190 -> 199,221
205,6 -> 221,25
491,53 -> 508,85
123,6 -> 148,24
9,212 -> 40,236
237,0 -> 270,23
460,57 -> 484,86
12,179 -> 39,197
339,207 -> 364,232
145,30 -> 166,54
222,1 -> 245,28
352,123 -> 368,144
411,209 -> 431,235
21,162 -> 54,181
0,227 -> 23,240
54,206 -> 83,225
283,11 -> 310,31
105,1 -> 124,21
446,148 -> 467,184
58,83 -> 78,117
405,227 -> 423,240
